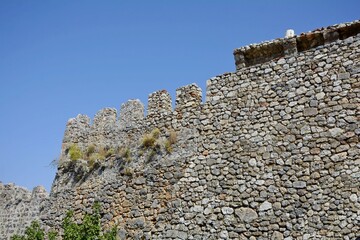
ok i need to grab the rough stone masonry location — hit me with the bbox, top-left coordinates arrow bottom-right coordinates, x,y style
0,20 -> 359,240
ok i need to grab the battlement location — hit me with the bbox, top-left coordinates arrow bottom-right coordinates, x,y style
147,90 -> 172,116
3,20 -> 360,240
0,182 -> 48,237
60,84 -> 205,162
0,183 -> 48,200
119,99 -> 144,129
61,19 -> 360,166
63,114 -> 91,143
92,108 -> 117,130
62,84 -> 204,133
234,20 -> 360,69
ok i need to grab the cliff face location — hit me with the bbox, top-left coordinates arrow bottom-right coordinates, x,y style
1,20 -> 359,240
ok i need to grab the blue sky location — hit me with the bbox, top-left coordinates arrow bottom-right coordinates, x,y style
0,1 -> 359,192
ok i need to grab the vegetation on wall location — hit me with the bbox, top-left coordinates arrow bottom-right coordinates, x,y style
68,144 -> 83,161
10,221 -> 56,240
65,128 -> 177,169
165,130 -> 177,153
11,203 -> 117,240
140,128 -> 177,160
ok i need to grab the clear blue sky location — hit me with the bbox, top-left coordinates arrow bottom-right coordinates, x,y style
1,1 -> 359,192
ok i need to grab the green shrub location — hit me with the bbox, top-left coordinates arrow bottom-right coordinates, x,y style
24,221 -> 45,240
62,202 -> 116,240
11,203 -> 117,240
10,235 -> 23,240
88,158 -> 96,170
68,144 -> 82,161
48,231 -> 57,240
10,221 -> 52,240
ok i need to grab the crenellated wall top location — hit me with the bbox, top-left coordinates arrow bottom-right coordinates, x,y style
61,19 -> 360,162
233,20 -> 360,69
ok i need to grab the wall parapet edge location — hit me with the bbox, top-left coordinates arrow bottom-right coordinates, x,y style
233,19 -> 360,69
0,182 -> 49,238
60,20 -> 360,167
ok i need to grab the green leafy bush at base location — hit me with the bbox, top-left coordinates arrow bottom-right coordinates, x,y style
10,221 -> 56,240
11,203 -> 116,240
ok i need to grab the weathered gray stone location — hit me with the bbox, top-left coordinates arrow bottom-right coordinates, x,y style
350,194 -> 358,202
219,230 -> 229,239
330,152 -> 347,162
235,207 -> 258,223
166,230 -> 188,239
271,231 -> 284,240
315,92 -> 325,100
259,201 -> 272,211
329,127 -> 344,137
303,108 -> 318,116
293,181 -> 306,189
221,207 -> 234,215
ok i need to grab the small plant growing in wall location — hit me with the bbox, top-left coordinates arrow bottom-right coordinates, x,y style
140,128 -> 177,160
141,134 -> 156,149
164,140 -> 173,153
123,167 -> 134,176
105,148 -> 115,158
141,128 -> 160,149
68,144 -> 83,161
85,144 -> 96,158
121,147 -> 132,162
165,130 -> 177,153
95,146 -> 115,159
98,146 -> 108,159
89,152 -> 105,162
168,130 -> 177,144
140,128 -> 163,161
151,127 -> 160,139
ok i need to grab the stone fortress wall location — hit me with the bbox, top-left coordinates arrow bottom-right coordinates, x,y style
0,20 -> 359,239
0,183 -> 48,238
